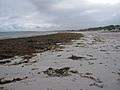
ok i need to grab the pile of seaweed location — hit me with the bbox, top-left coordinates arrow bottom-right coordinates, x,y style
0,33 -> 83,60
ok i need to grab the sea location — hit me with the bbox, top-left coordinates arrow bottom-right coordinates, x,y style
0,31 -> 57,40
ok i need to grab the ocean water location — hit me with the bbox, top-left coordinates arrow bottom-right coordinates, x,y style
0,31 -> 57,40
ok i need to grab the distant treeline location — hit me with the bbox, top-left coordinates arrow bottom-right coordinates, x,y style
80,25 -> 120,31
67,25 -> 120,32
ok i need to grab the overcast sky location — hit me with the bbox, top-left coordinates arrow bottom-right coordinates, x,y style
0,0 -> 120,31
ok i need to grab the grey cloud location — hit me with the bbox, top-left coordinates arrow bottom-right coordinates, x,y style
30,0 -> 120,29
0,0 -> 120,31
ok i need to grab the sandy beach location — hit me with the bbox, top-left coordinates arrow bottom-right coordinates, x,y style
0,31 -> 120,90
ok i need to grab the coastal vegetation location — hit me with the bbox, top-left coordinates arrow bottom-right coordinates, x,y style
80,25 -> 120,31
67,25 -> 120,31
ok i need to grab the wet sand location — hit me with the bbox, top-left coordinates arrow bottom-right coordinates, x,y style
0,31 -> 120,90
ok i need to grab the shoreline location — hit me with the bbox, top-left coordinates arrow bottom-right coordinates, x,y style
0,32 -> 120,90
0,32 -> 83,60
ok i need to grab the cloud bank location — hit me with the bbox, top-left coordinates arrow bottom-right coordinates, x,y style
0,0 -> 120,31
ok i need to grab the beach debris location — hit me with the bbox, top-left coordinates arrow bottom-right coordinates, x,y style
99,62 -> 103,64
118,72 -> 120,76
117,72 -> 120,80
0,60 -> 11,65
43,67 -> 71,77
0,77 -> 28,85
100,50 -> 107,52
68,55 -> 97,61
77,43 -> 83,45
88,62 -> 94,65
43,67 -> 79,77
89,83 -> 104,88
68,55 -> 85,60
86,54 -> 93,57
80,73 -> 103,83
57,55 -> 62,57
70,70 -> 79,74
37,72 -> 41,74
31,68 -> 39,71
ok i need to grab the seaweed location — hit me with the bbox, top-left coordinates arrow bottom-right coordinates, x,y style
0,33 -> 83,60
89,83 -> 104,88
80,73 -> 103,83
0,60 -> 11,64
43,67 -> 80,78
43,67 -> 71,77
68,55 -> 85,60
0,77 -> 28,85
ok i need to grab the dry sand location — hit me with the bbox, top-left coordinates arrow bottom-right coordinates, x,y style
0,31 -> 120,90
